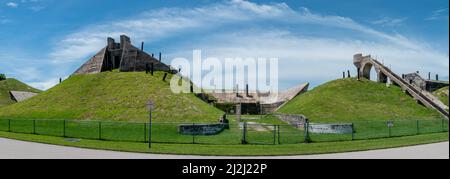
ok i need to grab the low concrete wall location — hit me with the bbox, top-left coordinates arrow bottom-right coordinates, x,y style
179,123 -> 227,136
308,123 -> 353,134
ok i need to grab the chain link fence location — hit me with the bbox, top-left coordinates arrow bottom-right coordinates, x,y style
0,118 -> 447,145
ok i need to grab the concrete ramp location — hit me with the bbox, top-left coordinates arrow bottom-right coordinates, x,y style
354,54 -> 449,120
9,91 -> 38,102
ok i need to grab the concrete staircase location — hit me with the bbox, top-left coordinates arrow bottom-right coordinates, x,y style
369,58 -> 449,120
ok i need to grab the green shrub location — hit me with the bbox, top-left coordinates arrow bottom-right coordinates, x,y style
0,74 -> 6,81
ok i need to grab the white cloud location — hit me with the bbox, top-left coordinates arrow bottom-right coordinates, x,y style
372,17 -> 407,27
28,78 -> 59,90
426,8 -> 449,21
6,2 -> 18,8
35,0 -> 449,89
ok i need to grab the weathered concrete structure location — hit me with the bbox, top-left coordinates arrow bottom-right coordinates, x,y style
353,54 -> 449,119
403,73 -> 448,92
9,91 -> 38,102
74,35 -> 176,75
205,83 -> 309,115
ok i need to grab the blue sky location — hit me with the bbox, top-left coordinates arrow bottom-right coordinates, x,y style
0,0 -> 448,90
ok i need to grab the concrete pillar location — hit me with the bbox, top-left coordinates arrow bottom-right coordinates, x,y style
141,42 -> 144,51
428,72 -> 431,80
120,35 -> 131,49
347,70 -> 351,78
343,72 -> 346,79
159,52 -> 162,62
107,37 -> 115,50
436,74 -> 439,81
246,84 -> 249,97
357,68 -> 360,80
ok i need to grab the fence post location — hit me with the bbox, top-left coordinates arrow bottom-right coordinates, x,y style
192,123 -> 195,144
416,120 -> 420,135
241,122 -> 247,144
388,124 -> 391,138
304,121 -> 310,143
277,125 -> 280,145
99,121 -> 102,140
351,123 -> 354,141
273,125 -> 276,145
63,120 -> 66,137
33,120 -> 36,134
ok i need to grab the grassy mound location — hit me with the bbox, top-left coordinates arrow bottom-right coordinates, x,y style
0,71 -> 223,122
433,86 -> 449,107
0,78 -> 41,107
277,78 -> 442,122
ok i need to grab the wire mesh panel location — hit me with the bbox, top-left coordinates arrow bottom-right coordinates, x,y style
152,123 -> 193,144
101,121 -> 146,142
444,119 -> 449,132
353,121 -> 389,140
278,124 -> 305,144
390,120 -> 418,137
65,120 -> 100,140
0,119 -> 9,131
35,120 -> 64,136
194,124 -> 242,145
245,123 -> 277,145
10,119 -> 34,134
418,120 -> 443,134
307,123 -> 353,142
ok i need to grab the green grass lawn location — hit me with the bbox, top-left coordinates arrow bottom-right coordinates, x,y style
433,86 -> 449,107
0,78 -> 41,107
278,78 -> 443,122
0,130 -> 447,156
0,71 -> 223,122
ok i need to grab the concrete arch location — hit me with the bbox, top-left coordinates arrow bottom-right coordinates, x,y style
361,62 -> 373,80
376,68 -> 388,83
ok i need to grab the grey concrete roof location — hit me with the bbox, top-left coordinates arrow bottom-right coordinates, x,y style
9,91 -> 38,102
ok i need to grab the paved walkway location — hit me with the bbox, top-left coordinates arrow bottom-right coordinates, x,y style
0,138 -> 448,159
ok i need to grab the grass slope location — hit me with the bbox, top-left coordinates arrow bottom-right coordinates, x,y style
0,78 -> 41,107
277,78 -> 443,122
433,86 -> 449,107
0,71 -> 223,122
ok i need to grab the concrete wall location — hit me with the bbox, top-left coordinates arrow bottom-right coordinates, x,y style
178,124 -> 227,135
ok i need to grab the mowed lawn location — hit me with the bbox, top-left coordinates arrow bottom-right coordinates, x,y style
278,78 -> 443,122
0,71 -> 223,123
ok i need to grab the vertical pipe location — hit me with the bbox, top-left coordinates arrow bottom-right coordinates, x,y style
144,123 -> 147,142
388,125 -> 391,138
